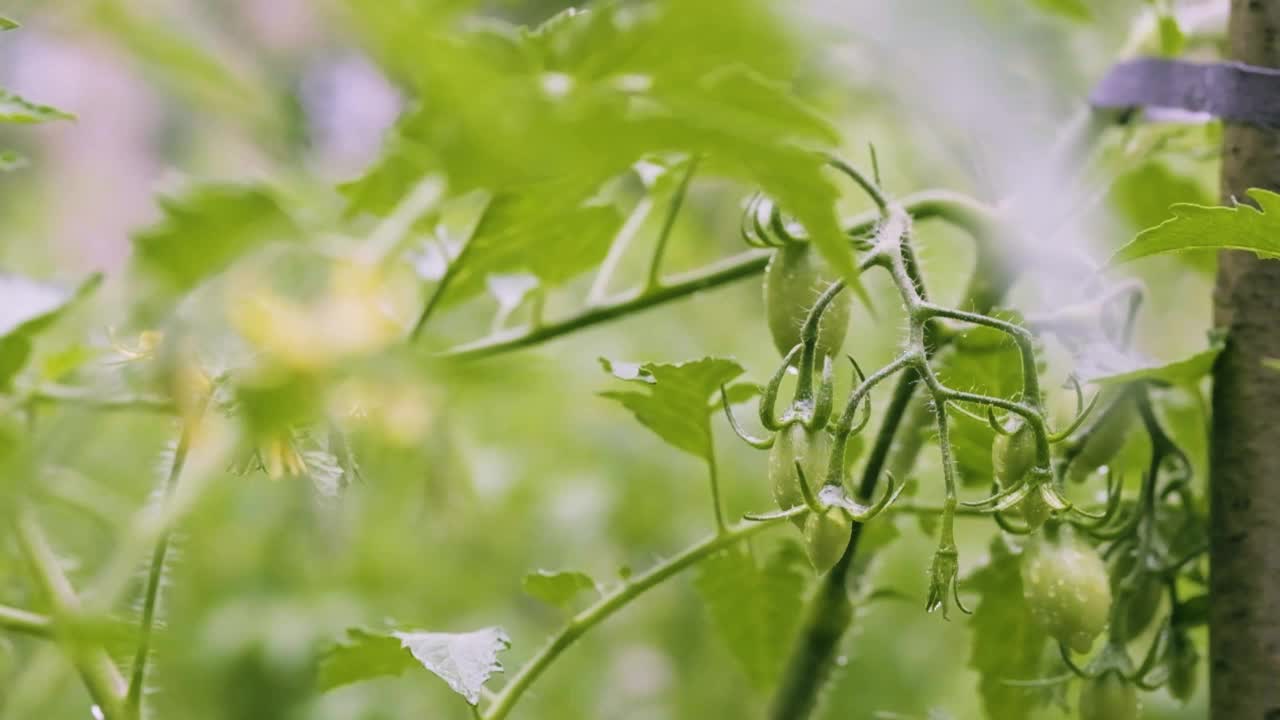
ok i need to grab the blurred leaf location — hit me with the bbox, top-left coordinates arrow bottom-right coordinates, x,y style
0,89 -> 74,123
1084,333 -> 1224,386
1109,161 -> 1212,273
92,0 -> 274,125
599,356 -> 745,461
1174,594 -> 1209,628
0,149 -> 27,172
344,1 -> 862,308
394,627 -> 511,706
1110,161 -> 1211,234
319,626 -> 510,705
1110,188 -> 1280,265
0,15 -> 17,30
1266,358 -> 1280,372
1029,0 -> 1092,21
0,273 -> 101,390
522,569 -> 597,609
438,183 -> 626,308
132,184 -> 300,295
1157,13 -> 1185,56
694,540 -> 808,688
317,628 -> 416,691
718,381 -> 762,409
967,536 -> 1051,720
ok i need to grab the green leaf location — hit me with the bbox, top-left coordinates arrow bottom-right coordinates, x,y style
1084,333 -> 1224,386
967,536 -> 1052,720
437,183 -> 626,308
0,16 -> 18,31
1110,188 -> 1280,265
522,570 -> 597,609
1029,0 -> 1092,21
317,628 -> 417,691
1157,13 -> 1186,56
599,356 -> 745,462
1265,358 -> 1280,372
131,183 -> 300,295
0,89 -> 74,124
0,273 -> 101,390
694,541 -> 809,688
92,0 -> 275,126
718,381 -> 762,409
394,627 -> 511,706
0,149 -> 27,172
343,1 -> 865,309
318,626 -> 510,705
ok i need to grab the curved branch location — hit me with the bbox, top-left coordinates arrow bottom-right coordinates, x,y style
481,509 -> 802,720
439,191 -> 998,361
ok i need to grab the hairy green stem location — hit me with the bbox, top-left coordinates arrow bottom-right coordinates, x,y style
125,403 -> 205,717
481,509 -> 802,720
14,508 -> 126,719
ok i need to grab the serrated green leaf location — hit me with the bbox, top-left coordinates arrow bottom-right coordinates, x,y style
317,628 -> 417,691
1030,0 -> 1093,21
0,149 -> 27,172
318,626 -> 510,705
694,541 -> 809,688
0,89 -> 74,124
522,569 -> 597,609
437,182 -> 625,308
394,627 -> 511,705
0,16 -> 18,31
599,356 -> 745,461
343,0 -> 862,309
131,184 -> 300,295
1084,334 -> 1224,386
1110,188 -> 1280,265
0,273 -> 101,390
967,536 -> 1052,720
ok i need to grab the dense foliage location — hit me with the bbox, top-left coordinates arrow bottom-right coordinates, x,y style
2,1 -> 1274,718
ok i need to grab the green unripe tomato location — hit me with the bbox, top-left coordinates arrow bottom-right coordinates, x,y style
1022,531 -> 1112,653
1078,673 -> 1139,720
769,423 -> 831,528
1109,550 -> 1162,641
803,509 -> 852,574
763,242 -> 850,358
1069,395 -> 1135,482
993,420 -> 1047,529
993,419 -> 1037,488
1166,630 -> 1199,702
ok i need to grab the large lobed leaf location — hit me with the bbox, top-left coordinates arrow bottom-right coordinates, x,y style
966,536 -> 1053,720
1109,188 -> 1280,265
318,626 -> 510,706
343,1 -> 862,310
598,356 -> 744,462
694,540 -> 810,688
130,183 -> 300,301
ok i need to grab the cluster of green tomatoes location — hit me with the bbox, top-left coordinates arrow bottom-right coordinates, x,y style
725,175 -> 1203,719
